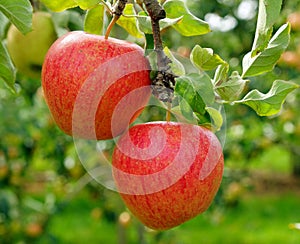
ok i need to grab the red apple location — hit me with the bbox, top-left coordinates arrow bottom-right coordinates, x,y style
42,31 -> 151,140
112,121 -> 224,230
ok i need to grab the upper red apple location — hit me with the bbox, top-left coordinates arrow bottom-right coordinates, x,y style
42,31 -> 151,140
112,121 -> 224,230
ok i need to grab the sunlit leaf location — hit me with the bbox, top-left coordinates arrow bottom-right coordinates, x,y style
137,11 -> 182,34
117,4 -> 143,38
242,23 -> 290,77
205,107 -> 223,131
40,0 -> 77,12
252,0 -> 283,54
215,71 -> 249,102
163,0 -> 210,36
76,0 -> 101,10
236,80 -> 299,116
0,41 -> 16,92
0,0 -> 32,34
163,47 -> 185,76
84,4 -> 105,35
191,45 -> 226,71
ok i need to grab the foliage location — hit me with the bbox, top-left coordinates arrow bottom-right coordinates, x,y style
0,0 -> 300,242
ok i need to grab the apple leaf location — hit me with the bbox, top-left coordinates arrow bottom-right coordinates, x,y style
163,47 -> 185,77
252,0 -> 283,55
215,71 -> 249,102
0,12 -> 9,39
137,11 -> 182,34
0,41 -> 16,92
235,80 -> 299,116
0,0 -> 32,34
163,0 -> 210,36
205,107 -> 223,131
117,4 -> 143,38
175,73 -> 215,120
191,45 -> 226,71
84,4 -> 105,35
242,23 -> 290,77
40,0 -> 78,12
76,0 -> 100,10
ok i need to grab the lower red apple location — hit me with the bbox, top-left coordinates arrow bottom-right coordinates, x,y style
42,31 -> 151,140
112,121 -> 224,230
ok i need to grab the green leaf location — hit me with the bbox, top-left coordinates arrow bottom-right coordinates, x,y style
84,4 -> 105,35
0,0 -> 32,34
117,4 -> 143,38
40,0 -> 77,12
137,11 -> 182,34
0,41 -> 16,92
213,63 -> 229,86
175,75 -> 205,121
191,45 -> 226,71
252,0 -> 283,54
137,12 -> 152,34
163,47 -> 185,76
215,71 -> 249,102
175,73 -> 215,119
242,23 -> 290,77
0,12 -> 9,39
163,0 -> 210,36
205,107 -> 223,131
235,80 -> 299,116
76,0 -> 100,10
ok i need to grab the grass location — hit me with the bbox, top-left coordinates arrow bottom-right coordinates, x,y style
38,189 -> 300,244
176,193 -> 300,244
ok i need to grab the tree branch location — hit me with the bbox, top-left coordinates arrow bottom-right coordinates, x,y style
144,0 -> 176,103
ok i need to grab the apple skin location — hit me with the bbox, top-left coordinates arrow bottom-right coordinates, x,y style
7,12 -> 57,78
42,31 -> 151,140
112,121 -> 224,230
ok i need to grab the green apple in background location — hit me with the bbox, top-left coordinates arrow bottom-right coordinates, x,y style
6,12 -> 57,79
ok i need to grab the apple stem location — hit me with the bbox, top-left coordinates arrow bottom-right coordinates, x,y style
166,102 -> 172,122
104,0 -> 128,39
144,0 -> 177,103
105,16 -> 119,39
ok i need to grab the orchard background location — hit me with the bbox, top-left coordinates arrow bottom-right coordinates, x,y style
1,0 -> 300,243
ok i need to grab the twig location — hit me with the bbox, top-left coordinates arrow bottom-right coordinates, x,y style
144,0 -> 176,103
105,0 -> 128,39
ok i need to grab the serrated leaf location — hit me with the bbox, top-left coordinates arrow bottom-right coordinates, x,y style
84,4 -> 105,35
205,107 -> 223,131
163,0 -> 210,36
76,0 -> 101,10
0,0 -> 32,34
215,71 -> 249,102
191,45 -> 226,71
252,0 -> 283,54
137,11 -> 183,34
163,47 -> 185,76
236,80 -> 299,116
40,0 -> 77,12
117,4 -> 143,38
175,73 -> 215,117
242,23 -> 290,77
0,41 -> 16,92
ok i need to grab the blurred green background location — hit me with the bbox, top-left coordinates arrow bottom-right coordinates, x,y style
1,0 -> 300,243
